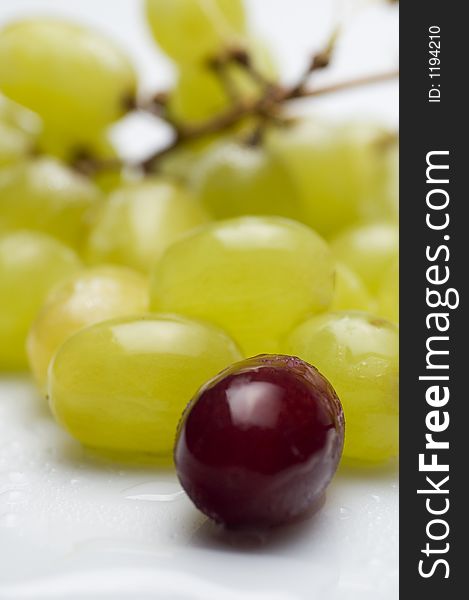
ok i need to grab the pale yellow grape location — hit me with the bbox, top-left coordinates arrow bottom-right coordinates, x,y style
0,157 -> 102,248
267,120 -> 392,237
331,262 -> 377,313
331,222 -> 399,294
0,19 -> 136,141
0,231 -> 81,370
27,266 -> 149,391
145,0 -> 246,64
167,40 -> 276,126
284,311 -> 399,463
86,179 -> 209,272
49,314 -> 243,458
192,140 -> 301,220
150,217 -> 334,355
377,257 -> 399,323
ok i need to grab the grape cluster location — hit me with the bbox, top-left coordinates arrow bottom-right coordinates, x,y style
0,0 -> 398,528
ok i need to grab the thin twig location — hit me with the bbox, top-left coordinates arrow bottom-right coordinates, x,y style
143,69 -> 398,171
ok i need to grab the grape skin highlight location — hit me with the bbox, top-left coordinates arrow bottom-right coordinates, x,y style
49,314 -> 243,458
0,231 -> 81,370
150,217 -> 334,356
175,354 -> 344,528
284,311 -> 399,463
27,266 -> 149,391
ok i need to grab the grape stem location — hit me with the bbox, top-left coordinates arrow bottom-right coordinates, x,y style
141,68 -> 399,173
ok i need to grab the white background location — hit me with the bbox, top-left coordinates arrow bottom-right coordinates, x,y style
0,1 -> 398,599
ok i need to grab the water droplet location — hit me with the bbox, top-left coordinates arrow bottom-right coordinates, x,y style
339,506 -> 352,520
123,479 -> 184,503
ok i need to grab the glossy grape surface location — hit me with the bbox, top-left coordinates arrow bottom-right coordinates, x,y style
150,217 -> 334,355
86,179 -> 209,272
0,231 -> 81,370
0,157 -> 101,248
27,266 -> 148,391
0,19 -> 136,143
175,354 -> 344,528
145,0 -> 245,64
331,223 -> 399,294
49,314 -> 243,458
284,312 -> 399,463
192,141 -> 300,220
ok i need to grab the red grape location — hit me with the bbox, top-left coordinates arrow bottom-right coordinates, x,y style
174,354 -> 344,529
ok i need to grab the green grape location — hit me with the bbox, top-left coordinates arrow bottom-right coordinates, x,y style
0,19 -> 136,142
191,140 -> 301,220
267,120 -> 392,238
0,231 -> 81,370
0,94 -> 41,166
167,40 -> 276,126
377,257 -> 399,323
0,93 -> 41,134
378,138 -> 399,223
284,311 -> 399,463
331,222 -> 399,294
150,217 -> 334,356
37,130 -> 122,193
27,266 -> 149,391
49,314 -> 243,458
331,262 -> 377,313
145,0 -> 246,64
0,157 -> 102,249
86,178 -> 209,272
0,121 -> 32,167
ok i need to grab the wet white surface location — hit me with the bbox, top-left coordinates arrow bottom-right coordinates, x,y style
0,377 -> 398,600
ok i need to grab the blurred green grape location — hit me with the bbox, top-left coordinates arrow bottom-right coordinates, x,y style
145,0 -> 246,64
331,262 -> 377,313
192,139 -> 301,220
267,120 -> 394,238
284,311 -> 399,463
27,265 -> 149,391
0,19 -> 136,146
150,217 -> 334,356
331,222 -> 399,294
377,257 -> 399,323
0,94 -> 41,166
167,40 -> 276,126
0,157 -> 102,249
0,231 -> 81,370
86,178 -> 209,272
